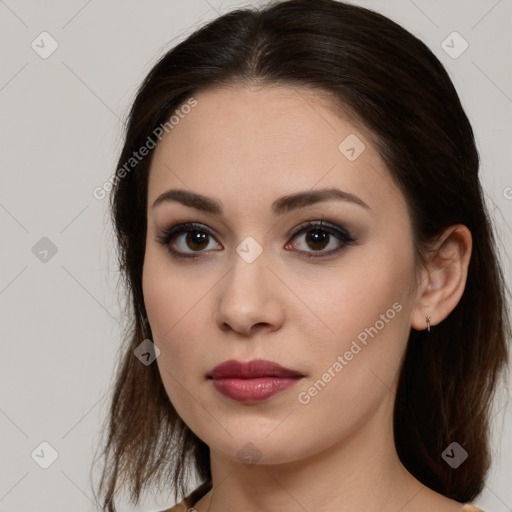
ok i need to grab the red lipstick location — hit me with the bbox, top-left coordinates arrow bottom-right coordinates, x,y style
207,359 -> 304,403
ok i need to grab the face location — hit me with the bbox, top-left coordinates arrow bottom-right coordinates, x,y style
142,84 -> 420,466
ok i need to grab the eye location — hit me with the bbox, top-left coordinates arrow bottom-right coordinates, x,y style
155,222 -> 222,259
285,220 -> 356,258
155,219 -> 357,260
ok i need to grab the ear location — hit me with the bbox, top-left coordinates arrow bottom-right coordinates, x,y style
411,224 -> 472,331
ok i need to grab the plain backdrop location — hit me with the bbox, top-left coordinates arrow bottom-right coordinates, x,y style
0,1 -> 511,511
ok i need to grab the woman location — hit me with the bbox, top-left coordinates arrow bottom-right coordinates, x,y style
94,0 -> 511,511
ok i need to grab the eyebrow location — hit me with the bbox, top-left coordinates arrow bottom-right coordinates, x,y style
152,187 -> 370,215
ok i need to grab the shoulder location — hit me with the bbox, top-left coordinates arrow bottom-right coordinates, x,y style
161,500 -> 488,512
158,501 -> 190,512
159,492 -> 486,512
462,504 -> 486,512
158,479 -> 213,512
156,496 -> 195,512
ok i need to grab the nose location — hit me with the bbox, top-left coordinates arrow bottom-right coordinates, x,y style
214,251 -> 285,337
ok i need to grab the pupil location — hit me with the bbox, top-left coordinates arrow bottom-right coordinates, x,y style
187,230 -> 208,250
307,230 -> 329,250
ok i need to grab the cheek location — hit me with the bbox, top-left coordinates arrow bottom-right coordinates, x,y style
304,244 -> 411,343
142,250 -> 204,373
296,242 -> 414,399
142,241 -> 203,337
292,290 -> 409,446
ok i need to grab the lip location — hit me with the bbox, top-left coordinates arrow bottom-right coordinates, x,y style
207,359 -> 305,403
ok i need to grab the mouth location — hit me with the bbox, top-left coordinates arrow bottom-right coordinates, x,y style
207,359 -> 305,403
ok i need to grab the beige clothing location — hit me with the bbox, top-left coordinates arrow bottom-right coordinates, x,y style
160,481 -> 486,512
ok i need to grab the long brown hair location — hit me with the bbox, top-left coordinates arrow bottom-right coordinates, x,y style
93,0 -> 511,509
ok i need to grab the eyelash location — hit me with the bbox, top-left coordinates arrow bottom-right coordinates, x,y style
155,220 -> 357,260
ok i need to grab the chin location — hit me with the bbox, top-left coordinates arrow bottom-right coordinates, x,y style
204,430 -> 315,467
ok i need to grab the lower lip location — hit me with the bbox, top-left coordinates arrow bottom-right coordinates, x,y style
210,377 -> 302,403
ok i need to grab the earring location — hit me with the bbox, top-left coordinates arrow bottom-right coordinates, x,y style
426,314 -> 432,333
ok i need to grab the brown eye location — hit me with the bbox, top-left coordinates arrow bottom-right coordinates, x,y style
155,222 -> 222,258
156,220 -> 356,260
184,230 -> 209,251
286,220 -> 356,258
304,229 -> 330,251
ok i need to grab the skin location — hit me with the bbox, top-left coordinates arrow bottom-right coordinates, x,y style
142,84 -> 472,512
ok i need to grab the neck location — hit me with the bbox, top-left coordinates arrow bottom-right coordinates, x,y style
193,396 -> 442,512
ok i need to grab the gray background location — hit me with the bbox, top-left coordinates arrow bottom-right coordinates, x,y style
0,0 -> 511,511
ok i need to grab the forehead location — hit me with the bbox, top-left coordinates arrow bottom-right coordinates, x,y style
147,85 -> 405,220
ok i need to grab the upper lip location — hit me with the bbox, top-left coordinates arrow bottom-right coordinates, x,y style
207,359 -> 305,379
